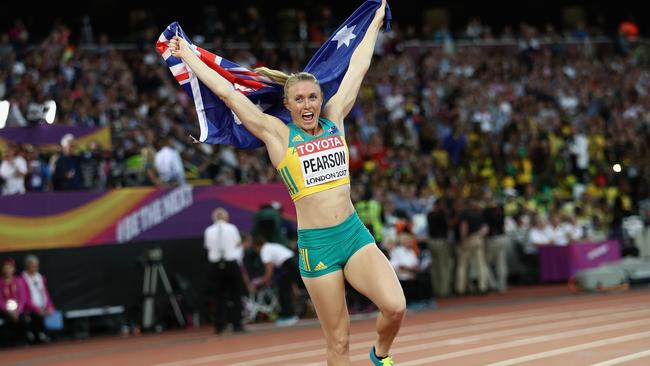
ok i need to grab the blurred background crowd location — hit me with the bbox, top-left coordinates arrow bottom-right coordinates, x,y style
2,0 -> 650,345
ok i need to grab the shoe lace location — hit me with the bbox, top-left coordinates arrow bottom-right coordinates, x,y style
381,356 -> 394,366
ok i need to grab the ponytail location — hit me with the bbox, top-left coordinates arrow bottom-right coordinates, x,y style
255,67 -> 291,85
255,67 -> 320,98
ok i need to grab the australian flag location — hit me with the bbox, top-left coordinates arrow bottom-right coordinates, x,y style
156,0 -> 391,148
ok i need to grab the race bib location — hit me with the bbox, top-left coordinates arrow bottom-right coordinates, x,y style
296,135 -> 348,187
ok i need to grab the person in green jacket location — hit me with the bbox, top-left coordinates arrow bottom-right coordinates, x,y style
252,201 -> 289,247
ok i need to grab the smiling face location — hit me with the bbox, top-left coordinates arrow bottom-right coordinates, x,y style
284,79 -> 323,134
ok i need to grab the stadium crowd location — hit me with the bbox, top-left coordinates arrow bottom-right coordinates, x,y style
2,5 -> 650,316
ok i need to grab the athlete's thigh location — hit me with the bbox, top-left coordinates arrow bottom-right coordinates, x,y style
302,270 -> 349,336
343,244 -> 404,310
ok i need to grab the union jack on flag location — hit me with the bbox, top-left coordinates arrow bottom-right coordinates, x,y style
156,0 -> 391,148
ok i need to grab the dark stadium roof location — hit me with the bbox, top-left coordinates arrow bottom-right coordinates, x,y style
3,0 -> 647,43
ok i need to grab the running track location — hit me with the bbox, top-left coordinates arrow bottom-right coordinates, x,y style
3,289 -> 650,366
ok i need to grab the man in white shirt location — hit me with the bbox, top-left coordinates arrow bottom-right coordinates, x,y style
0,145 -> 27,195
204,208 -> 246,334
154,138 -> 185,185
549,212 -> 584,246
252,237 -> 300,327
550,213 -> 571,246
528,214 -> 554,248
560,214 -> 584,243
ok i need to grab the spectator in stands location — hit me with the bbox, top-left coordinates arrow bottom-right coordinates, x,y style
443,126 -> 467,165
24,144 -> 49,192
528,214 -> 553,247
356,187 -> 384,243
391,183 -> 428,218
561,212 -> 584,243
0,144 -> 27,195
426,198 -> 452,297
483,190 -> 509,293
154,137 -> 185,186
455,198 -> 490,294
79,140 -> 103,189
139,146 -> 161,186
549,212 -> 570,246
21,255 -> 55,343
0,258 -> 28,345
203,207 -> 247,334
52,134 -> 82,191
251,236 -> 300,327
587,215 -> 609,242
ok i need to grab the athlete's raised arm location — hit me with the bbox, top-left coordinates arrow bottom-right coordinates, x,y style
169,36 -> 287,160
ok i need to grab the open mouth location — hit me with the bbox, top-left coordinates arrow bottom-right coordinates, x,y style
302,112 -> 314,122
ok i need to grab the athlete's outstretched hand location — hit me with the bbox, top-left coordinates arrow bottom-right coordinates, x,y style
169,35 -> 192,60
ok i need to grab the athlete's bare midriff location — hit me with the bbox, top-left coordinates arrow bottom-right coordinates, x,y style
293,184 -> 355,229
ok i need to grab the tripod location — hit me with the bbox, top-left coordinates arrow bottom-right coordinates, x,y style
142,248 -> 186,330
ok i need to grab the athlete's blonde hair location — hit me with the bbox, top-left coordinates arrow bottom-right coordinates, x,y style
255,67 -> 320,99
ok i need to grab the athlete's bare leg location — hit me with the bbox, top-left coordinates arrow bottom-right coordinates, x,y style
302,270 -> 351,365
344,243 -> 405,357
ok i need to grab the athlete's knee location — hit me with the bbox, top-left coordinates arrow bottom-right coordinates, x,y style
381,297 -> 406,322
326,333 -> 350,356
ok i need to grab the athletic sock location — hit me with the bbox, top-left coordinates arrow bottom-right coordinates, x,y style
374,347 -> 388,360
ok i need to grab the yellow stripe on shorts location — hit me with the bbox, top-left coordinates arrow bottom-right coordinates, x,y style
300,248 -> 308,271
305,248 -> 311,271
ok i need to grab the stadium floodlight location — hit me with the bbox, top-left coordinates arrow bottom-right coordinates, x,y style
613,163 -> 622,173
0,100 -> 9,129
44,100 -> 57,124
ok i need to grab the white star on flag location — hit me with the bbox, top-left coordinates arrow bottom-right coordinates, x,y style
332,25 -> 357,49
